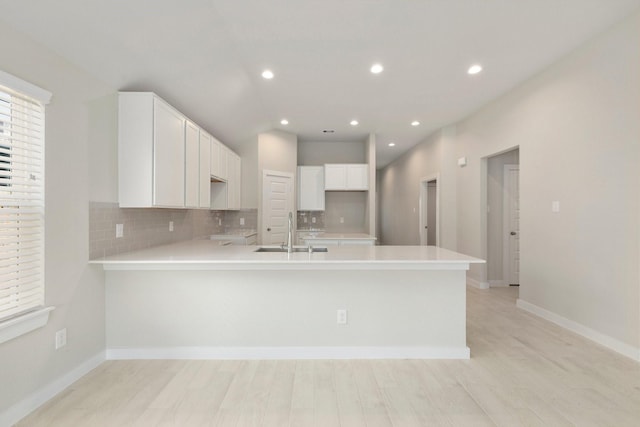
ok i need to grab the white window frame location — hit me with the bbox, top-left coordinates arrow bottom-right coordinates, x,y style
0,70 -> 53,345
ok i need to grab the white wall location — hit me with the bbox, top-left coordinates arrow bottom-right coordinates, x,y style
380,12 -> 640,351
0,23 -> 116,415
257,130 -> 297,243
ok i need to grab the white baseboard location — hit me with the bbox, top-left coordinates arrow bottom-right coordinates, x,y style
0,351 -> 105,427
516,299 -> 640,362
488,280 -> 507,287
107,346 -> 471,360
467,276 -> 489,289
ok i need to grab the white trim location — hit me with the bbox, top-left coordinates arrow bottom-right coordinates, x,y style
0,70 -> 52,104
106,346 -> 470,360
0,351 -> 105,427
488,279 -> 507,287
517,298 -> 640,362
467,276 -> 489,289
0,307 -> 54,344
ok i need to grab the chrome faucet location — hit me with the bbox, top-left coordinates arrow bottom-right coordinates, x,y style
286,211 -> 294,253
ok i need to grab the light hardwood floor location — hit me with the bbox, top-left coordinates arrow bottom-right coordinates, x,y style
17,287 -> 640,426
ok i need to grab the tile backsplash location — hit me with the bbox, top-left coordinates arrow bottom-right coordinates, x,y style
89,201 -> 257,259
297,211 -> 325,230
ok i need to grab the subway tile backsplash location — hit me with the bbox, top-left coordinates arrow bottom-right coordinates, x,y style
89,201 -> 257,259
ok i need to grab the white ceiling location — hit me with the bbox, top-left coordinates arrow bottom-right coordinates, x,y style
1,0 -> 639,167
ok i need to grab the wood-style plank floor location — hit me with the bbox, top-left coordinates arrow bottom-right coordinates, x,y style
17,287 -> 640,426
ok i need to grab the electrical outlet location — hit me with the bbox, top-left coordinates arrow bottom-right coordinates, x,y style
311,217 -> 316,224
169,221 -> 174,232
337,309 -> 348,325
339,217 -> 344,224
115,223 -> 124,238
218,218 -> 222,226
303,217 -> 308,223
240,217 -> 245,226
552,201 -> 560,213
55,328 -> 67,350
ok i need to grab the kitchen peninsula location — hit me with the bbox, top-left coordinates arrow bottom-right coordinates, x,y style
92,241 -> 484,360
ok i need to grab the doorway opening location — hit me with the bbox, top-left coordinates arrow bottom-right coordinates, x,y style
419,174 -> 439,246
484,148 -> 519,288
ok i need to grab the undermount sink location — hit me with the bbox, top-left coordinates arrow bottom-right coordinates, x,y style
255,246 -> 328,253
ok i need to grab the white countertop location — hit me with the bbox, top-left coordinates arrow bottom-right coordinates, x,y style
301,232 -> 376,240
90,240 -> 484,271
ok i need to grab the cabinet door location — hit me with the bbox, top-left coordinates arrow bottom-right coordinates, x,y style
153,98 -> 185,207
210,137 -> 221,178
227,152 -> 237,209
234,154 -> 242,209
324,164 -> 347,190
346,164 -> 369,190
199,132 -> 211,208
219,144 -> 229,181
184,121 -> 200,208
298,166 -> 325,210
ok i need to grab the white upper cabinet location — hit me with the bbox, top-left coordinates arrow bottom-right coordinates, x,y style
118,92 -> 187,208
119,92 -> 228,210
210,137 -> 222,179
227,151 -> 241,210
152,98 -> 187,207
218,144 -> 229,181
298,166 -> 325,210
199,132 -> 211,208
324,164 -> 369,191
184,120 -> 200,208
210,144 -> 241,211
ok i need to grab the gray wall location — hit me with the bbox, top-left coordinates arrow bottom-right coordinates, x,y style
297,141 -> 366,165
0,23 -> 114,414
298,140 -> 369,233
379,12 -> 640,350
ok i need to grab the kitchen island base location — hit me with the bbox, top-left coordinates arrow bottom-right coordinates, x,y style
105,269 -> 469,360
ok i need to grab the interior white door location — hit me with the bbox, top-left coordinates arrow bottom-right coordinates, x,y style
419,176 -> 439,246
503,165 -> 520,285
262,170 -> 294,245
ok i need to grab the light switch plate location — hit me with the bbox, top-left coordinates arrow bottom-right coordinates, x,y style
115,223 -> 124,238
240,218 -> 245,226
169,221 -> 174,232
552,201 -> 560,213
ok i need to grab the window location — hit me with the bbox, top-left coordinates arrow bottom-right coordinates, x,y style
0,71 -> 50,330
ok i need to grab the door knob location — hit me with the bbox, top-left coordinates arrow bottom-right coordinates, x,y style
267,228 -> 271,231
510,231 -> 516,235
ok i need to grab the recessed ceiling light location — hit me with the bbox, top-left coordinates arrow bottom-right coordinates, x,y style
280,119 -> 289,125
467,64 -> 482,75
262,69 -> 274,79
411,121 -> 420,126
388,142 -> 396,147
370,63 -> 384,74
350,120 -> 359,126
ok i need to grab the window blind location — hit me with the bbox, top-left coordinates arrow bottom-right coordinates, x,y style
0,84 -> 45,322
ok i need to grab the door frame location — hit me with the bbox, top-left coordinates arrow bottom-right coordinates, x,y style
502,164 -> 520,285
260,169 -> 294,245
419,173 -> 440,246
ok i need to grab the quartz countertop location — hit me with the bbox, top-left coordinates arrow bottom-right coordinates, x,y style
301,232 -> 376,240
90,240 -> 484,271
